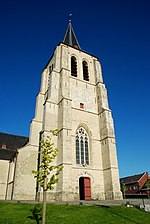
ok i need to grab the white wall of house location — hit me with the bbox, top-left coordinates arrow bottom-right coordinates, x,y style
0,160 -> 9,200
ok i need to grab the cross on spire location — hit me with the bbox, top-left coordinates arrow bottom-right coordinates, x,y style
69,13 -> 72,22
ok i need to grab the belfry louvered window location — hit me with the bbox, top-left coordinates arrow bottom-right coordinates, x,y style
83,60 -> 89,81
76,127 -> 89,165
71,56 -> 77,77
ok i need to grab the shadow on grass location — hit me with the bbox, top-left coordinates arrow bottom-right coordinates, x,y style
97,205 -> 110,208
28,204 -> 42,224
96,205 -> 141,224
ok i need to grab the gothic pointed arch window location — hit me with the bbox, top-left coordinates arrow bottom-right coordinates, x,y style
76,127 -> 89,165
82,60 -> 89,81
71,56 -> 77,77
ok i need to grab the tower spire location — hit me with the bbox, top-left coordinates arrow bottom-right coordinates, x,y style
63,18 -> 81,49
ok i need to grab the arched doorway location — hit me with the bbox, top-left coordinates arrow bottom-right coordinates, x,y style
79,177 -> 91,200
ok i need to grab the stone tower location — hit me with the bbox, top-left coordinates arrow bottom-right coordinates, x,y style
13,21 -> 122,201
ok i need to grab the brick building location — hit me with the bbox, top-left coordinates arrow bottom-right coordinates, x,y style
120,172 -> 150,198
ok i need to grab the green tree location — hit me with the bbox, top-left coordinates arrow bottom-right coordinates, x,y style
121,183 -> 127,199
32,129 -> 63,224
145,181 -> 150,198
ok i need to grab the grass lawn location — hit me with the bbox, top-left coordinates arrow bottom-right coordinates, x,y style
0,202 -> 150,224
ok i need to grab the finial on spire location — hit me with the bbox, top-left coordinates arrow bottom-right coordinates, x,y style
69,13 -> 72,22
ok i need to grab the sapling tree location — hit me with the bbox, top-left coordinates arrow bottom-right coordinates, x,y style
32,129 -> 63,224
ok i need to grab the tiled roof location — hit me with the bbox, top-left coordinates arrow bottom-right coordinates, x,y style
0,132 -> 29,160
120,173 -> 145,184
0,148 -> 17,160
0,132 -> 28,150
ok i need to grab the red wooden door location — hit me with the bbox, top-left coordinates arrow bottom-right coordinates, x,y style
84,177 -> 91,200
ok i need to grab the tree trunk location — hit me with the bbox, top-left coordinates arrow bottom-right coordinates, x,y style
42,178 -> 47,224
123,190 -> 126,199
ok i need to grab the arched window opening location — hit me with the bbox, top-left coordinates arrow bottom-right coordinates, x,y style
75,127 -> 89,165
83,61 -> 89,81
71,56 -> 77,77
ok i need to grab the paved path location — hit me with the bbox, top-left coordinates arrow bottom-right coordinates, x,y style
81,199 -> 150,206
1,199 -> 150,206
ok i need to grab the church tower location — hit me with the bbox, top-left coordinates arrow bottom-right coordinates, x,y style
13,21 -> 122,201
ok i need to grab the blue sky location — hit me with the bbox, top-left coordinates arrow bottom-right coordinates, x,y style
0,0 -> 150,178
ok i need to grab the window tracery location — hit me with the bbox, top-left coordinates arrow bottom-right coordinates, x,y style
76,127 -> 89,165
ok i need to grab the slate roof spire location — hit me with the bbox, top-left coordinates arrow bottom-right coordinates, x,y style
63,19 -> 81,49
